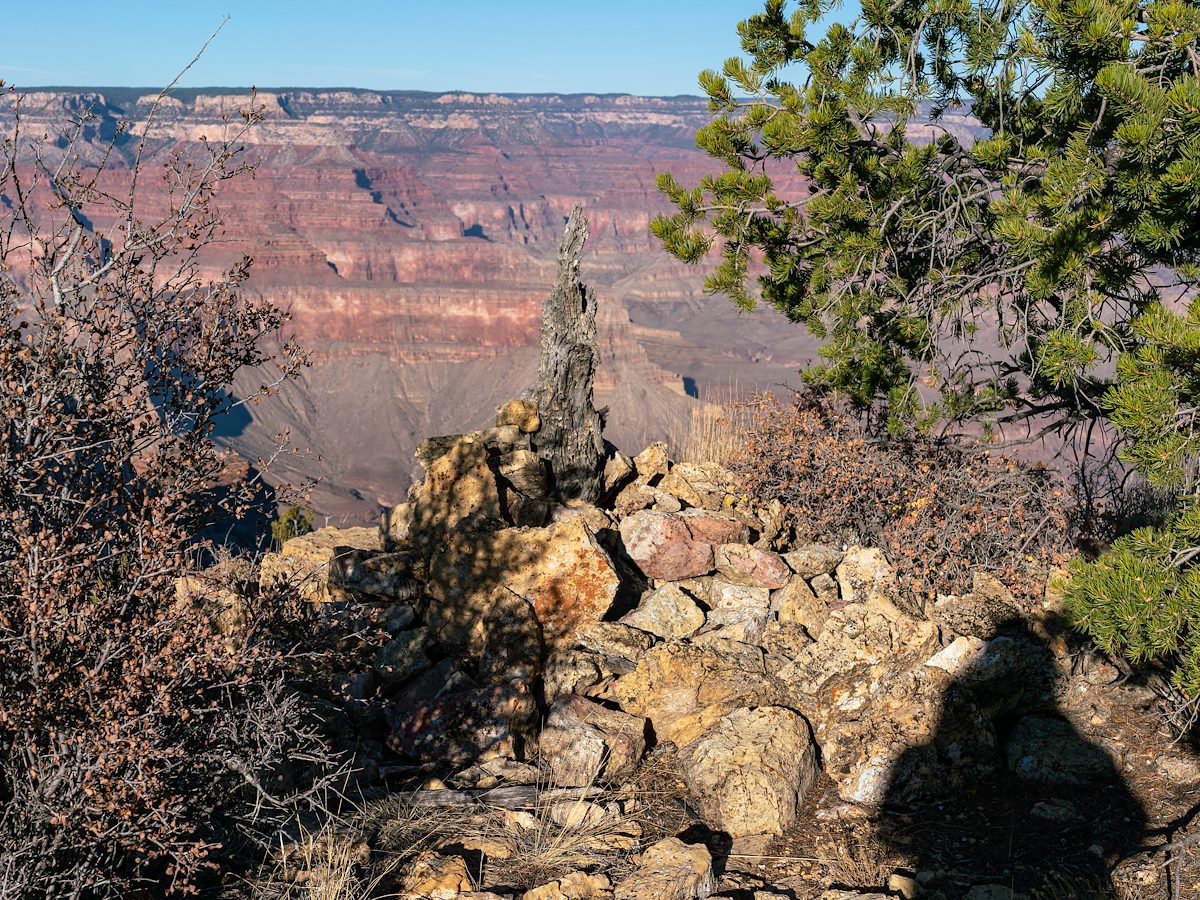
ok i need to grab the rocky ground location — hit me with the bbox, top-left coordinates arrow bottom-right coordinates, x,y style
202,397 -> 1200,900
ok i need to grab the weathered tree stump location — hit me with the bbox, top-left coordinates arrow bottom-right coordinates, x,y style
532,205 -> 605,504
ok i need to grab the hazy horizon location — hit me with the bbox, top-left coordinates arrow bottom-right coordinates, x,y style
9,84 -> 715,99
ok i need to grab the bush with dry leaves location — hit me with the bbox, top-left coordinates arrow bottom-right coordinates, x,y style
730,392 -> 1070,604
0,76 -> 346,898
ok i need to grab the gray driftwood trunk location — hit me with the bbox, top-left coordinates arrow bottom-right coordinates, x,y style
533,205 -> 605,503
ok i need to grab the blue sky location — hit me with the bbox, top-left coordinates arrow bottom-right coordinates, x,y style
2,1 -> 796,96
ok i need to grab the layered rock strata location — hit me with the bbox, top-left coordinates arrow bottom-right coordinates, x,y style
6,88 -> 833,520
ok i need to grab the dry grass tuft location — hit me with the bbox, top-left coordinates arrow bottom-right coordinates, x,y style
252,826 -> 396,900
814,820 -> 899,892
623,747 -> 697,846
489,806 -> 634,888
676,400 -> 740,466
670,378 -> 747,466
360,795 -> 478,861
251,800 -> 472,900
251,779 -> 650,898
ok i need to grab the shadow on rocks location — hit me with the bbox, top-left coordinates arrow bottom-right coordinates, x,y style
877,620 -> 1145,899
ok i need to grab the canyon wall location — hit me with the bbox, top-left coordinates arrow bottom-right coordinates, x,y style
7,89 -> 985,521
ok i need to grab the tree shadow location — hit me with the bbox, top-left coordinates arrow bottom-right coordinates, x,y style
877,620 -> 1145,898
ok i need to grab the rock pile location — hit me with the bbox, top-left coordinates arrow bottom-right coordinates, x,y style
246,398 -> 1192,899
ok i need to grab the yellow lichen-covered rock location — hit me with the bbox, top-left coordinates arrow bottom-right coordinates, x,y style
669,461 -> 739,511
613,639 -> 768,747
257,526 -> 380,601
602,450 -> 635,497
614,838 -> 713,900
657,469 -> 704,508
619,583 -> 706,641
401,852 -> 473,899
632,441 -> 670,482
522,871 -> 611,900
835,545 -> 912,618
427,516 -> 619,652
771,576 -> 829,638
679,706 -> 819,837
496,398 -> 541,433
815,663 -> 997,807
540,694 -> 648,787
173,559 -> 252,636
403,437 -> 504,548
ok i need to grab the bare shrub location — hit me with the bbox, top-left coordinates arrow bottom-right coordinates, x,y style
730,391 -> 1071,602
0,67 -> 345,897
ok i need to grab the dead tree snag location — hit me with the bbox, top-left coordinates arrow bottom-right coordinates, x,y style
533,205 -> 605,503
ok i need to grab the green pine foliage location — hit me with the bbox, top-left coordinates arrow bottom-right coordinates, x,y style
657,1 -> 1200,693
653,0 -> 1200,427
1066,298 -> 1200,695
271,504 -> 316,548
1064,514 -> 1200,694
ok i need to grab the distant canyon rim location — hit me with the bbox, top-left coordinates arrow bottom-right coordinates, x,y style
6,88 -> 985,523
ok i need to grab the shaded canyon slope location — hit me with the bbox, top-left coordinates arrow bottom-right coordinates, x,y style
10,89 -> 986,522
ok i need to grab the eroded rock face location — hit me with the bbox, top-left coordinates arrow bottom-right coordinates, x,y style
679,706 -> 819,837
174,563 -> 249,636
836,546 -> 915,617
657,470 -> 704,508
773,597 -> 941,722
619,583 -> 706,640
258,525 -> 381,601
523,871 -> 612,900
403,438 -> 504,548
540,694 -> 648,787
925,633 -> 1056,719
614,838 -> 714,900
632,442 -> 670,482
376,628 -> 432,687
771,576 -> 828,638
932,586 -> 1020,640
428,517 -> 619,652
328,548 -> 424,601
497,398 -> 540,433
782,544 -> 844,580
401,852 -> 474,899
702,580 -> 772,645
613,640 -> 767,747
